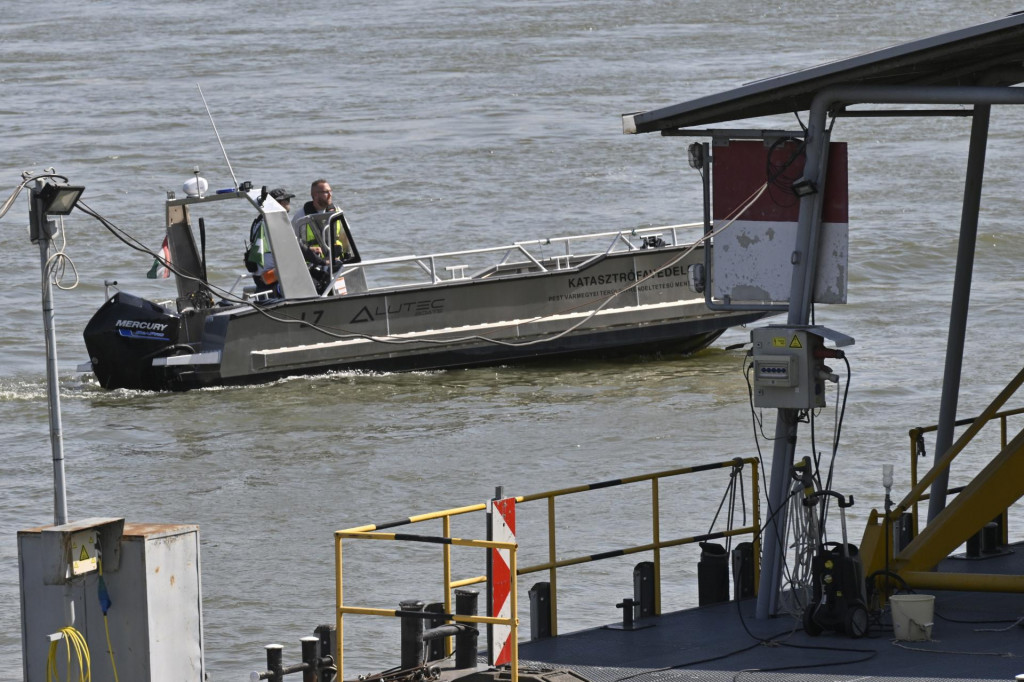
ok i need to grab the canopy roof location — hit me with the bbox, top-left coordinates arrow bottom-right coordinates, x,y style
623,12 -> 1024,134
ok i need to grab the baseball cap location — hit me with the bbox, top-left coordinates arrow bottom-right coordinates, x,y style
270,188 -> 295,201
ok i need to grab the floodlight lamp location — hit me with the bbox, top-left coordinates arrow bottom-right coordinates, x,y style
687,143 -> 704,170
791,177 -> 817,197
36,183 -> 85,215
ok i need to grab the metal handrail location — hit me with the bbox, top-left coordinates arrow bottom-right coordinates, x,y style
324,222 -> 704,294
906,404 -> 1024,532
513,222 -> 702,250
332,456 -> 760,681
513,456 -> 759,635
335,528 -> 518,682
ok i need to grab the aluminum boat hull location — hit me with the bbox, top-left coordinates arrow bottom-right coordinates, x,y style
84,244 -> 764,391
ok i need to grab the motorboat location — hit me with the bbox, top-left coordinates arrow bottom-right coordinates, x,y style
82,183 -> 767,390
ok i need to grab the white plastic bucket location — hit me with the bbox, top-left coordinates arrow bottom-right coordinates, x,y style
890,594 -> 934,641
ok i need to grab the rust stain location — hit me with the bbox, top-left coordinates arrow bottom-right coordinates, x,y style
122,522 -> 199,538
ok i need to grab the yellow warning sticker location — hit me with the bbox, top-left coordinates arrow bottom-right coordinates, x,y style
71,532 -> 98,576
771,337 -> 787,347
789,336 -> 803,349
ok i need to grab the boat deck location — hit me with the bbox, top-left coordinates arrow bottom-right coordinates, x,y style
516,543 -> 1024,682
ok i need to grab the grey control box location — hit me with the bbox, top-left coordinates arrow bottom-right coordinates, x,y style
751,326 -> 826,409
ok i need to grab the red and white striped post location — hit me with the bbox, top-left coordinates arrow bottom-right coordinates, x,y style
488,492 -> 516,666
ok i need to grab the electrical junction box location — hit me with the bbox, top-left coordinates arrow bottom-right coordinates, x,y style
19,519 -> 204,682
751,326 -> 828,409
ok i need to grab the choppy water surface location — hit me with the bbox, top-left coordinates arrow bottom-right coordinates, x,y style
3,2 -> 1024,679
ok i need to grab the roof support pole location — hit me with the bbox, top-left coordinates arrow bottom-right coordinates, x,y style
927,104 -> 990,521
755,94 -> 833,619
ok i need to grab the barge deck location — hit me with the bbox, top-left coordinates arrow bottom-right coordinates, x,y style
518,546 -> 1024,681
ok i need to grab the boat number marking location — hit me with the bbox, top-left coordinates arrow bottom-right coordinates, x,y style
300,310 -> 324,326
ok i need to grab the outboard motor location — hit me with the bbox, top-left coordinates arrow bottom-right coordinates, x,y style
83,292 -> 182,390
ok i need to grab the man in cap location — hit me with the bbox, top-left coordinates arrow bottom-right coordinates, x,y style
269,187 -> 295,212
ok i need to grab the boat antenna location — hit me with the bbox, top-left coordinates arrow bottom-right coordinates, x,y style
196,83 -> 239,189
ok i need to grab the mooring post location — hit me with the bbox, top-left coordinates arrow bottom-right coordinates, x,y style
633,562 -> 655,618
399,600 -> 426,670
528,582 -> 552,640
265,644 -> 284,682
616,598 -> 637,630
425,602 -> 446,661
300,636 -> 319,682
454,588 -> 480,669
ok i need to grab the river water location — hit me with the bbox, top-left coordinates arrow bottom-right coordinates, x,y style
3,2 -> 1024,679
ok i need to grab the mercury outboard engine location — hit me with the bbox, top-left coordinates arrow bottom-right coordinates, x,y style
83,291 -> 182,390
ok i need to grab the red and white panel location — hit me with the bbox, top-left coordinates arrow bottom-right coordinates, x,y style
489,497 -> 516,666
710,139 -> 849,305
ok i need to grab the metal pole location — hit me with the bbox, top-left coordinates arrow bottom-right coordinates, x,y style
928,104 -> 990,521
754,100 -> 831,619
31,191 -> 68,526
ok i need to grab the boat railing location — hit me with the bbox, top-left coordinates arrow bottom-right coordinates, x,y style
332,456 -> 760,682
321,222 -> 704,296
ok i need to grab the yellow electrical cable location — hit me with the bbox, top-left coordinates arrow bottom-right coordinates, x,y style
102,615 -> 119,682
46,626 -> 91,682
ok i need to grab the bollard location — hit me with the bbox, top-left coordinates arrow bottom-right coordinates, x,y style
425,602 -> 446,662
454,588 -> 480,669
633,562 -> 655,618
314,624 -> 336,681
981,521 -> 1000,554
730,542 -> 755,600
697,542 -> 730,605
399,600 -> 426,671
528,582 -> 552,640
607,596 -> 653,631
895,512 -> 915,552
266,644 -> 284,682
300,636 -> 319,682
616,598 -> 637,630
966,528 -> 981,557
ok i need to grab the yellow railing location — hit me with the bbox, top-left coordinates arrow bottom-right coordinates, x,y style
512,456 -> 759,635
335,524 -> 517,682
334,456 -> 760,682
860,365 -> 1024,584
906,405 -> 1024,536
